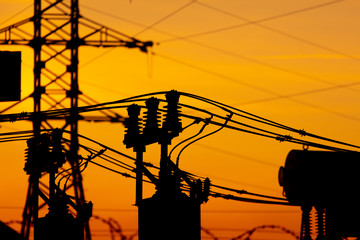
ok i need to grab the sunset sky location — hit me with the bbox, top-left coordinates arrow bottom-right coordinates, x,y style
0,0 -> 360,239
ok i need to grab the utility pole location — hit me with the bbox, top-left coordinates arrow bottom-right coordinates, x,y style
0,1 -> 152,239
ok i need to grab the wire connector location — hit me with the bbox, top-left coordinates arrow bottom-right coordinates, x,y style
299,129 -> 307,137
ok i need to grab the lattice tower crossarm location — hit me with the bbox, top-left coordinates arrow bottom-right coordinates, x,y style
0,1 -> 153,239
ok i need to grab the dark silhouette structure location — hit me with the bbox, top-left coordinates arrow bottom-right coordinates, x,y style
0,51 -> 21,101
0,1 -> 152,239
0,221 -> 25,240
24,129 -> 92,240
279,149 -> 360,240
123,91 -> 210,240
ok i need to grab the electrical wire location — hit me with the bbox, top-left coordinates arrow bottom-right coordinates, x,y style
76,0 -> 360,99
2,90 -> 359,152
211,184 -> 287,201
155,52 -> 360,123
0,123 -> 334,206
194,1 -> 360,64
0,3 -> 32,27
161,0 -> 345,43
132,0 -> 197,37
234,80 -> 360,106
88,160 -> 136,180
194,142 -> 278,168
79,144 -> 135,171
6,0 -> 357,120
81,0 -> 345,65
62,130 -> 137,162
210,191 -> 294,206
153,5 -> 360,91
179,92 -> 360,149
6,2 -> 359,212
178,111 -> 356,152
60,130 -> 296,206
170,116 -> 212,166
176,113 -> 232,166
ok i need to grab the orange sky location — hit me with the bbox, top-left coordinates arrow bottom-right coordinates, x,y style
0,0 -> 360,239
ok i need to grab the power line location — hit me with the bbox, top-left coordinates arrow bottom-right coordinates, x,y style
2,90 -> 359,151
0,3 -> 32,27
211,184 -> 287,201
155,53 -> 360,123
234,80 -> 360,106
78,0 -> 197,67
192,1 -> 360,63
68,0 -> 360,117
193,142 -> 279,168
80,4 -> 148,29
132,0 -> 197,37
78,0 -> 357,89
55,1 -> 360,126
180,92 -> 360,149
190,170 -> 280,194
161,0 -> 345,44
60,131 -> 296,204
160,37 -> 355,88
0,114 -> 349,206
176,113 -> 232,167
210,191 -> 293,206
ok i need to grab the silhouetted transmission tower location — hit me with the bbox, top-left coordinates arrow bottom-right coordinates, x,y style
0,1 -> 152,239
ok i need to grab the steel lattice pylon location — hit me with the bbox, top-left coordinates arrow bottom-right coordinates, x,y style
0,1 -> 152,239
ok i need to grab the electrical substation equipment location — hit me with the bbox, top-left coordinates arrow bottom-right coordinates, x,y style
25,129 -> 92,240
279,150 -> 360,240
124,90 -> 210,240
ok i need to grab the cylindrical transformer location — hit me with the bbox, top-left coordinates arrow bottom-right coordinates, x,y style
279,149 -> 360,238
279,150 -> 360,206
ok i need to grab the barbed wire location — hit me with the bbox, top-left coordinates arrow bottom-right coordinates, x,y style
3,219 -> 300,240
231,225 -> 299,240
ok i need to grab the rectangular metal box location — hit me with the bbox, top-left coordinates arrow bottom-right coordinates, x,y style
138,197 -> 201,240
0,51 -> 21,101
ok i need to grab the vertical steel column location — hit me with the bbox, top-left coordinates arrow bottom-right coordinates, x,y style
135,150 -> 144,205
33,0 -> 42,135
68,0 -> 81,203
32,1 -> 42,230
21,1 -> 42,238
68,1 -> 91,239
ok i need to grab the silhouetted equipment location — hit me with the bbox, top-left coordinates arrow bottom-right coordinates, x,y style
138,197 -> 201,240
124,91 -> 210,240
0,1 -> 152,239
279,149 -> 360,240
24,129 -> 92,240
36,192 -> 93,240
0,51 -> 21,101
0,221 -> 25,240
